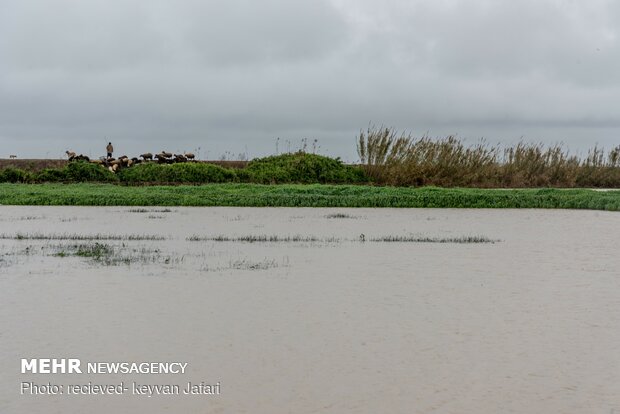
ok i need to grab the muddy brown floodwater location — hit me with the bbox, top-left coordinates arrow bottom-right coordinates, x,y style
1,206 -> 619,413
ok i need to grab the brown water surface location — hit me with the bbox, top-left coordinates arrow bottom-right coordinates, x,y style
1,207 -> 619,413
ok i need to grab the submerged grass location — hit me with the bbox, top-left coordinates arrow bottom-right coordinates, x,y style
53,242 -> 179,266
1,232 -> 166,241
127,208 -> 173,213
369,235 -> 497,243
324,213 -> 358,219
189,234 -> 498,244
188,234 -> 338,243
1,183 -> 620,210
229,258 -> 279,270
73,242 -> 113,259
200,256 -> 286,272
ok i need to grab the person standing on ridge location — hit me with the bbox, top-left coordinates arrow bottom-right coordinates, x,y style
106,142 -> 113,159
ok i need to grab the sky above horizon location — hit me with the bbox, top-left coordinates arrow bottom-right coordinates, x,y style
2,0 -> 620,161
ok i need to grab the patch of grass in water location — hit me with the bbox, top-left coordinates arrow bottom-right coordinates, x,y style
74,242 -> 114,259
53,243 -> 180,266
3,233 -> 166,241
189,234 -> 341,243
324,213 -> 357,219
201,256 -> 288,272
369,235 -> 498,243
230,258 -> 279,270
127,208 -> 173,213
189,233 -> 498,244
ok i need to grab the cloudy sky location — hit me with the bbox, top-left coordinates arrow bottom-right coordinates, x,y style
1,0 -> 619,160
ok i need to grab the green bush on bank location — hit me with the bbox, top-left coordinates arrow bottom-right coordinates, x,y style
1,162 -> 118,183
245,152 -> 368,184
117,162 -> 237,183
36,168 -> 69,182
0,167 -> 33,183
0,154 -> 370,185
65,162 -> 118,183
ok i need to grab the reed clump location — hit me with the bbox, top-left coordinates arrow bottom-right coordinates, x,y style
0,233 -> 166,241
357,126 -> 620,187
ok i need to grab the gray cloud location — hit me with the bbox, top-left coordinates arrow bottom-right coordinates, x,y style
1,0 -> 620,160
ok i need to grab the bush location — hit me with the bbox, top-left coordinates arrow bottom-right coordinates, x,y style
118,162 -> 237,183
245,152 -> 368,184
36,168 -> 69,182
66,161 -> 118,183
235,168 -> 252,183
0,168 -> 33,183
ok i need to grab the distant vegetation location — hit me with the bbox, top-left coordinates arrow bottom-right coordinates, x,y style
0,153 -> 368,185
3,129 -> 620,188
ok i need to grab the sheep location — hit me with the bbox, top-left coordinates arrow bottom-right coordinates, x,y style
74,154 -> 90,162
161,151 -> 173,158
90,159 -> 104,165
174,154 -> 188,163
155,153 -> 172,163
140,152 -> 153,161
9,155 -> 17,159
66,151 -> 76,160
184,152 -> 195,160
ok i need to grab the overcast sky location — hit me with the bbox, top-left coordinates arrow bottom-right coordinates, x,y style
1,0 -> 620,160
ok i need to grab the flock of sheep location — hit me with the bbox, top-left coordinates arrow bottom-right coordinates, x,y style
65,151 -> 196,173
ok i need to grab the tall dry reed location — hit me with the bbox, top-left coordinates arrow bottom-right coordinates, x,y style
357,126 -> 620,187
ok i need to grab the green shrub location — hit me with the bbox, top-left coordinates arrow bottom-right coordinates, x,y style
118,162 -> 237,183
0,168 -> 33,183
235,168 -> 252,183
66,161 -> 118,183
245,152 -> 368,184
36,168 -> 69,182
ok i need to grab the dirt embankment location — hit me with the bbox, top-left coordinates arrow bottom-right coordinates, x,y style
0,159 -> 249,171
0,159 -> 68,171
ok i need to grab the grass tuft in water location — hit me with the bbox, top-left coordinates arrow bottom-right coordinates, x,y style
3,233 -> 166,241
324,213 -> 357,219
188,234 -> 341,243
74,242 -> 114,259
188,234 -> 496,244
127,208 -> 173,213
230,258 -> 279,270
52,243 -> 179,266
369,235 -> 498,243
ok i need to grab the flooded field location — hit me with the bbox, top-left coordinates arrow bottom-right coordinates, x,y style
1,206 -> 619,413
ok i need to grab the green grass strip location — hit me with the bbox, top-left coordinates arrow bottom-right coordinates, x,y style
0,183 -> 618,210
